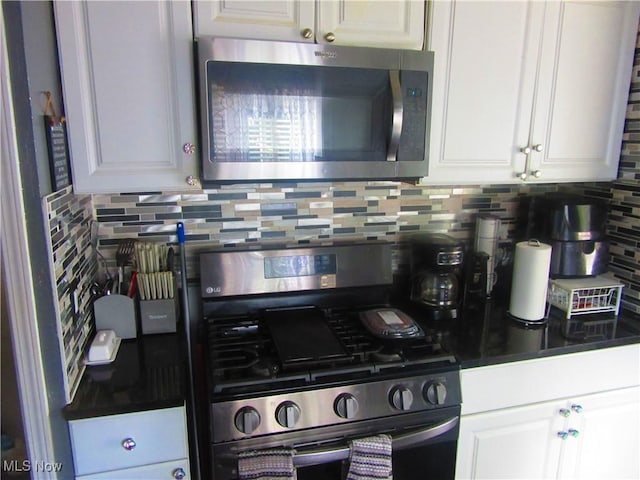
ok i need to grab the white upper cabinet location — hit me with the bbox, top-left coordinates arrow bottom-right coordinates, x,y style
315,0 -> 425,49
427,0 -> 639,185
54,1 -> 200,194
193,0 -> 316,43
193,0 -> 425,49
529,1 -> 638,182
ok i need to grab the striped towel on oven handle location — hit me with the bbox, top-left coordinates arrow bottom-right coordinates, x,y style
237,448 -> 297,480
346,434 -> 393,480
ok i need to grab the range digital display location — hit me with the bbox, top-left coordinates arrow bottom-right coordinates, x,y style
264,254 -> 337,279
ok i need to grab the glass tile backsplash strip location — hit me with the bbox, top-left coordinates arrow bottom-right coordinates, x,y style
43,186 -> 97,403
93,182 -> 557,279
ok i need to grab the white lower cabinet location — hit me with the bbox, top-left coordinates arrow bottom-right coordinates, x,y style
457,399 -> 563,479
68,406 -> 190,479
456,387 -> 640,480
456,344 -> 640,480
557,388 -> 640,480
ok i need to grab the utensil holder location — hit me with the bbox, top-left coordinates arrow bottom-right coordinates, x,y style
93,294 -> 138,339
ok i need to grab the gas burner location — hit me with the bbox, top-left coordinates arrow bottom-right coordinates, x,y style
211,347 -> 260,372
371,350 -> 404,363
251,358 -> 280,378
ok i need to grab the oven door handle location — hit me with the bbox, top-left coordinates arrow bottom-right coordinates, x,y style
293,416 -> 458,468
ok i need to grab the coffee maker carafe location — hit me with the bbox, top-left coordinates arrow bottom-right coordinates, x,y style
410,234 -> 465,320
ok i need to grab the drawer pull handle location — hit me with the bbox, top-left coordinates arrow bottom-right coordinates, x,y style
568,428 -> 580,438
121,438 -> 137,451
172,467 -> 186,479
559,408 -> 571,417
557,431 -> 569,440
571,404 -> 583,413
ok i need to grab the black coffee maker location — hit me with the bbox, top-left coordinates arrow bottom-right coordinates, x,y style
410,234 -> 465,320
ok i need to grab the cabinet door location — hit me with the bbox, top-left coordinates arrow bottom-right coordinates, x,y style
54,1 -> 199,193
528,1 -> 639,183
316,0 -> 424,49
557,387 -> 640,480
456,401 -> 565,479
427,1 -> 543,184
193,0 -> 315,42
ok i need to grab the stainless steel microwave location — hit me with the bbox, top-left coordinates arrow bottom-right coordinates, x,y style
197,37 -> 433,183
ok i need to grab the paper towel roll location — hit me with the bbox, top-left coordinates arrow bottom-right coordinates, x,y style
509,240 -> 552,321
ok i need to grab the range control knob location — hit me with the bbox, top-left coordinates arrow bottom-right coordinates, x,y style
334,393 -> 359,419
389,386 -> 414,411
424,382 -> 448,405
234,406 -> 261,434
275,401 -> 301,428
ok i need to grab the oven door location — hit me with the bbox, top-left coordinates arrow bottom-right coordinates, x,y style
213,406 -> 460,480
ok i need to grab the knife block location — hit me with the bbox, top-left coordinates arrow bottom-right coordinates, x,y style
139,297 -> 178,335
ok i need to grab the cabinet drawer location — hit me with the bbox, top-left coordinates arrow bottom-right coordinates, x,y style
76,458 -> 190,479
69,406 -> 188,475
460,344 -> 640,415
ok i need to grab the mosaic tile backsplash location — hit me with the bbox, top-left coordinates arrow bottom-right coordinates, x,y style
43,186 -> 97,402
92,182 -> 559,277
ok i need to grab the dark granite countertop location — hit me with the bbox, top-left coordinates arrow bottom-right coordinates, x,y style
62,333 -> 187,421
450,294 -> 640,369
62,283 -> 640,421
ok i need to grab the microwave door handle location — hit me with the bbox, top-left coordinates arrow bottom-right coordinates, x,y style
386,70 -> 404,162
293,416 -> 458,468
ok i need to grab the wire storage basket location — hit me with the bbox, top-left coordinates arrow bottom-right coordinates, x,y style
547,276 -> 624,319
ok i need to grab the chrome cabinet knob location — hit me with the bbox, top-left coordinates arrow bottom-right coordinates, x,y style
533,144 -> 543,152
234,406 -> 261,434
172,467 -> 187,479
516,172 -> 528,181
571,404 -> 583,413
568,428 -> 580,438
324,32 -> 336,42
183,143 -> 196,155
121,438 -> 136,450
301,28 -> 313,39
530,170 -> 542,178
334,393 -> 359,419
185,175 -> 198,186
275,401 -> 301,428
559,408 -> 571,417
520,146 -> 531,155
557,431 -> 569,440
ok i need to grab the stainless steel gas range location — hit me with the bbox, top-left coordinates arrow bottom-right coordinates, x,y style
197,241 -> 461,479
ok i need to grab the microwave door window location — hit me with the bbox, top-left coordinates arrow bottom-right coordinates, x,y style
207,62 -> 391,163
208,63 -> 322,162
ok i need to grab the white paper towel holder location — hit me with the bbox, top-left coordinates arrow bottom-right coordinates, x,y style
507,239 -> 552,323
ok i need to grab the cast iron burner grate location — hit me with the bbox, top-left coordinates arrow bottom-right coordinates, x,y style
206,307 -> 454,397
